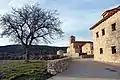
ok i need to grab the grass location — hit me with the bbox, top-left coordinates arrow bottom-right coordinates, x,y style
0,60 -> 52,80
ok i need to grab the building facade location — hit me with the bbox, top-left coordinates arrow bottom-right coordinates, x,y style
67,36 -> 93,58
90,6 -> 120,63
82,43 -> 93,55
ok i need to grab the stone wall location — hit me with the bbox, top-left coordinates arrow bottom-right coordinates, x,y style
92,11 -> 120,63
47,57 -> 70,75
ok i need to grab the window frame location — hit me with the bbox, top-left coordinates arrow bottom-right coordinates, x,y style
111,46 -> 116,54
100,48 -> 103,54
102,29 -> 105,36
96,32 -> 99,38
111,23 -> 116,31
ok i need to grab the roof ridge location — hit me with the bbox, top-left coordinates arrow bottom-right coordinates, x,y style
90,6 -> 120,30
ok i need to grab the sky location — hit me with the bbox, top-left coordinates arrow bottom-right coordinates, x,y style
0,0 -> 119,46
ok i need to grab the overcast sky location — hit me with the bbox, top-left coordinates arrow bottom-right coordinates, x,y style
0,0 -> 119,46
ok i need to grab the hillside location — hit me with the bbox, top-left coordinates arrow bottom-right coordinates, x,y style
0,45 -> 68,60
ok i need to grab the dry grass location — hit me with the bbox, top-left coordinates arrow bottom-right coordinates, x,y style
0,60 -> 52,80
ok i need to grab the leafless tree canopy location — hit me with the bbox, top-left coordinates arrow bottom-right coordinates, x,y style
0,4 -> 63,47
0,4 -> 63,61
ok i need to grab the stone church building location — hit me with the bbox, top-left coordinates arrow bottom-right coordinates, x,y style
67,36 -> 93,58
90,6 -> 120,63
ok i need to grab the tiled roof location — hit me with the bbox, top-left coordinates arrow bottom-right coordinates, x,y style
90,6 -> 120,30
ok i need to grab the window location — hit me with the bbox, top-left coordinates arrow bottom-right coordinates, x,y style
102,29 -> 105,36
100,48 -> 103,54
96,32 -> 99,38
111,46 -> 116,54
112,23 -> 116,31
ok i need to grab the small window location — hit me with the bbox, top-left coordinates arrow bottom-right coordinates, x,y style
100,48 -> 103,54
102,29 -> 105,36
111,46 -> 116,54
96,32 -> 99,38
112,23 -> 116,31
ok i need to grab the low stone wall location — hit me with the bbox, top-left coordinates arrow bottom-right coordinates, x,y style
47,57 -> 70,75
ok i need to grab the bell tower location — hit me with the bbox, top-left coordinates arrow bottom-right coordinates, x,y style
70,36 -> 75,44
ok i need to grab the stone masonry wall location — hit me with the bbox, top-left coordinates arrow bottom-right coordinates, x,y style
47,57 -> 70,75
92,11 -> 120,63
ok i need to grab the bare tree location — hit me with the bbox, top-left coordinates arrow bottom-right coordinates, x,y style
0,4 -> 63,61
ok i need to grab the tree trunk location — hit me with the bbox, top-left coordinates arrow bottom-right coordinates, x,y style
25,47 -> 29,62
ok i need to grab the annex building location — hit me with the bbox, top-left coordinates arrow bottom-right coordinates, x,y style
67,36 -> 93,58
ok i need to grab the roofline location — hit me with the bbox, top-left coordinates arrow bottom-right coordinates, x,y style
90,6 -> 120,30
89,13 -> 114,30
75,41 -> 93,43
